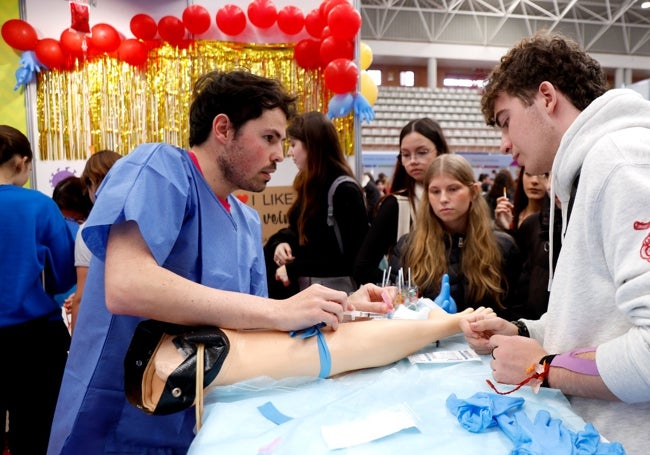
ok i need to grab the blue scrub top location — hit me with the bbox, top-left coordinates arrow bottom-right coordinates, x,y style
48,143 -> 267,455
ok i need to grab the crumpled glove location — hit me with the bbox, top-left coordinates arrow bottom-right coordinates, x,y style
353,93 -> 375,123
434,274 -> 457,313
496,410 -> 625,455
446,392 -> 524,433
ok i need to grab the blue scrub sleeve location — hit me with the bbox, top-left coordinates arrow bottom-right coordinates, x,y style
83,144 -> 190,264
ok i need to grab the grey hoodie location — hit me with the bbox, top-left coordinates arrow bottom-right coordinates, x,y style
525,89 -> 650,453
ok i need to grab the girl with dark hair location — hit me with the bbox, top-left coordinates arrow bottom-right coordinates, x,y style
265,111 -> 369,297
0,125 -> 75,454
354,117 -> 449,286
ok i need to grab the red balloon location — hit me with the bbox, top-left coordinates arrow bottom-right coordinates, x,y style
143,39 -> 163,52
158,16 -> 185,45
130,14 -> 157,41
182,5 -> 211,35
248,0 -> 277,29
328,4 -> 361,40
1,19 -> 38,51
60,28 -> 86,57
320,0 -> 351,18
277,6 -> 304,35
35,38 -> 65,69
319,36 -> 353,66
294,38 -> 321,70
321,26 -> 331,39
304,9 -> 325,38
324,58 -> 359,94
216,5 -> 247,36
90,23 -> 121,53
118,38 -> 148,66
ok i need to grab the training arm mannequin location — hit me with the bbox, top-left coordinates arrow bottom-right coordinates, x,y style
133,305 -> 494,415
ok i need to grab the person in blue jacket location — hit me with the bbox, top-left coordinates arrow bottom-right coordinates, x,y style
47,70 -> 390,455
0,125 -> 76,455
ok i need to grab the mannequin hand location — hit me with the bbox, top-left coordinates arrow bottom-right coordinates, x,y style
459,315 -> 516,355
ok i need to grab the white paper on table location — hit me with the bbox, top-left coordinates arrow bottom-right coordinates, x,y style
320,403 -> 419,450
408,349 -> 481,364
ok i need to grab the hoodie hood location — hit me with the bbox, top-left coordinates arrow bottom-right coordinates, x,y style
548,88 -> 650,286
552,88 -> 650,207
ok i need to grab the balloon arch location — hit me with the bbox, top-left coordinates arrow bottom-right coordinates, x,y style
1,0 -> 378,127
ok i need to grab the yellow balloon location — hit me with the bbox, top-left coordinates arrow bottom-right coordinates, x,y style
360,42 -> 373,70
360,71 -> 378,106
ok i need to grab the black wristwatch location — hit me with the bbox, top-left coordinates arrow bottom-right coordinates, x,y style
511,320 -> 530,338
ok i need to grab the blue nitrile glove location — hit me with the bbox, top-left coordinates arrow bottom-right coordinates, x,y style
574,423 -> 626,454
353,93 -> 375,123
446,392 -> 524,433
496,410 -> 625,455
434,274 -> 457,313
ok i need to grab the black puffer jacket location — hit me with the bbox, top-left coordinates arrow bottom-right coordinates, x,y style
389,230 -> 521,317
510,198 -> 563,319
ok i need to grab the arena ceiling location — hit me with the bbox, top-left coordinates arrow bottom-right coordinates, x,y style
359,0 -> 650,58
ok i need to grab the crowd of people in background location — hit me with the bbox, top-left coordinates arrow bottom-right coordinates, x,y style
2,29 -> 649,455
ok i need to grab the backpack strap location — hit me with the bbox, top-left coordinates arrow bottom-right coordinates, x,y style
327,175 -> 359,255
394,194 -> 413,241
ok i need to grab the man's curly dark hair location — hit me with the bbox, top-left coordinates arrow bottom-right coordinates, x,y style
481,31 -> 609,126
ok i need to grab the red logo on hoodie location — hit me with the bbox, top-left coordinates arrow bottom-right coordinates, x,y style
633,221 -> 650,262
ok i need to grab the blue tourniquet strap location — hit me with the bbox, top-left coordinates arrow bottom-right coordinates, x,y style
257,401 -> 293,425
289,322 -> 331,378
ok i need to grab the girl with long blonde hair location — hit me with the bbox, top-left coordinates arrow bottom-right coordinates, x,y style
391,154 -> 520,315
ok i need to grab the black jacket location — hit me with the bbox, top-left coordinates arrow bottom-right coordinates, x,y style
510,198 -> 563,319
389,229 -> 521,318
264,176 -> 369,298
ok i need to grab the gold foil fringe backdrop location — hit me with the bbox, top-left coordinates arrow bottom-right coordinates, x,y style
37,40 -> 354,160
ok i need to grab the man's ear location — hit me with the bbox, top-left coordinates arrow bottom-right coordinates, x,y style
538,81 -> 557,114
213,114 -> 230,142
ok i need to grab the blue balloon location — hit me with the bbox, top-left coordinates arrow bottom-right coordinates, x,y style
327,93 -> 354,119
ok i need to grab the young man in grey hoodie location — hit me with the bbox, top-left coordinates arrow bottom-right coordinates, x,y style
461,31 -> 650,453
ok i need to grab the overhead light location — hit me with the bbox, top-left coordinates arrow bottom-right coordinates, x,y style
643,1 -> 650,9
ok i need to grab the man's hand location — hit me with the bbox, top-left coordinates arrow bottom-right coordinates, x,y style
459,315 -> 517,354
278,284 -> 350,331
489,335 -> 547,385
348,283 -> 396,314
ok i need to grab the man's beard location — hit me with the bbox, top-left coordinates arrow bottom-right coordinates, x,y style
218,141 -> 270,193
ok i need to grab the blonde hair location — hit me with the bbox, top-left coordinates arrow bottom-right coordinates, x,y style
404,154 -> 505,306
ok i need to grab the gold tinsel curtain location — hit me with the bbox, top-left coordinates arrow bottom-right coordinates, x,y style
36,40 -> 354,160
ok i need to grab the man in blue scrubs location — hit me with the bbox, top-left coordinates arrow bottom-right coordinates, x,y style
48,70 -> 363,454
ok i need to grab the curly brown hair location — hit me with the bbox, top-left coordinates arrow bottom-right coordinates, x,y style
481,31 -> 608,126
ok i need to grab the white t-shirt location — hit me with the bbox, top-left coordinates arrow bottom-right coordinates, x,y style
74,222 -> 92,267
